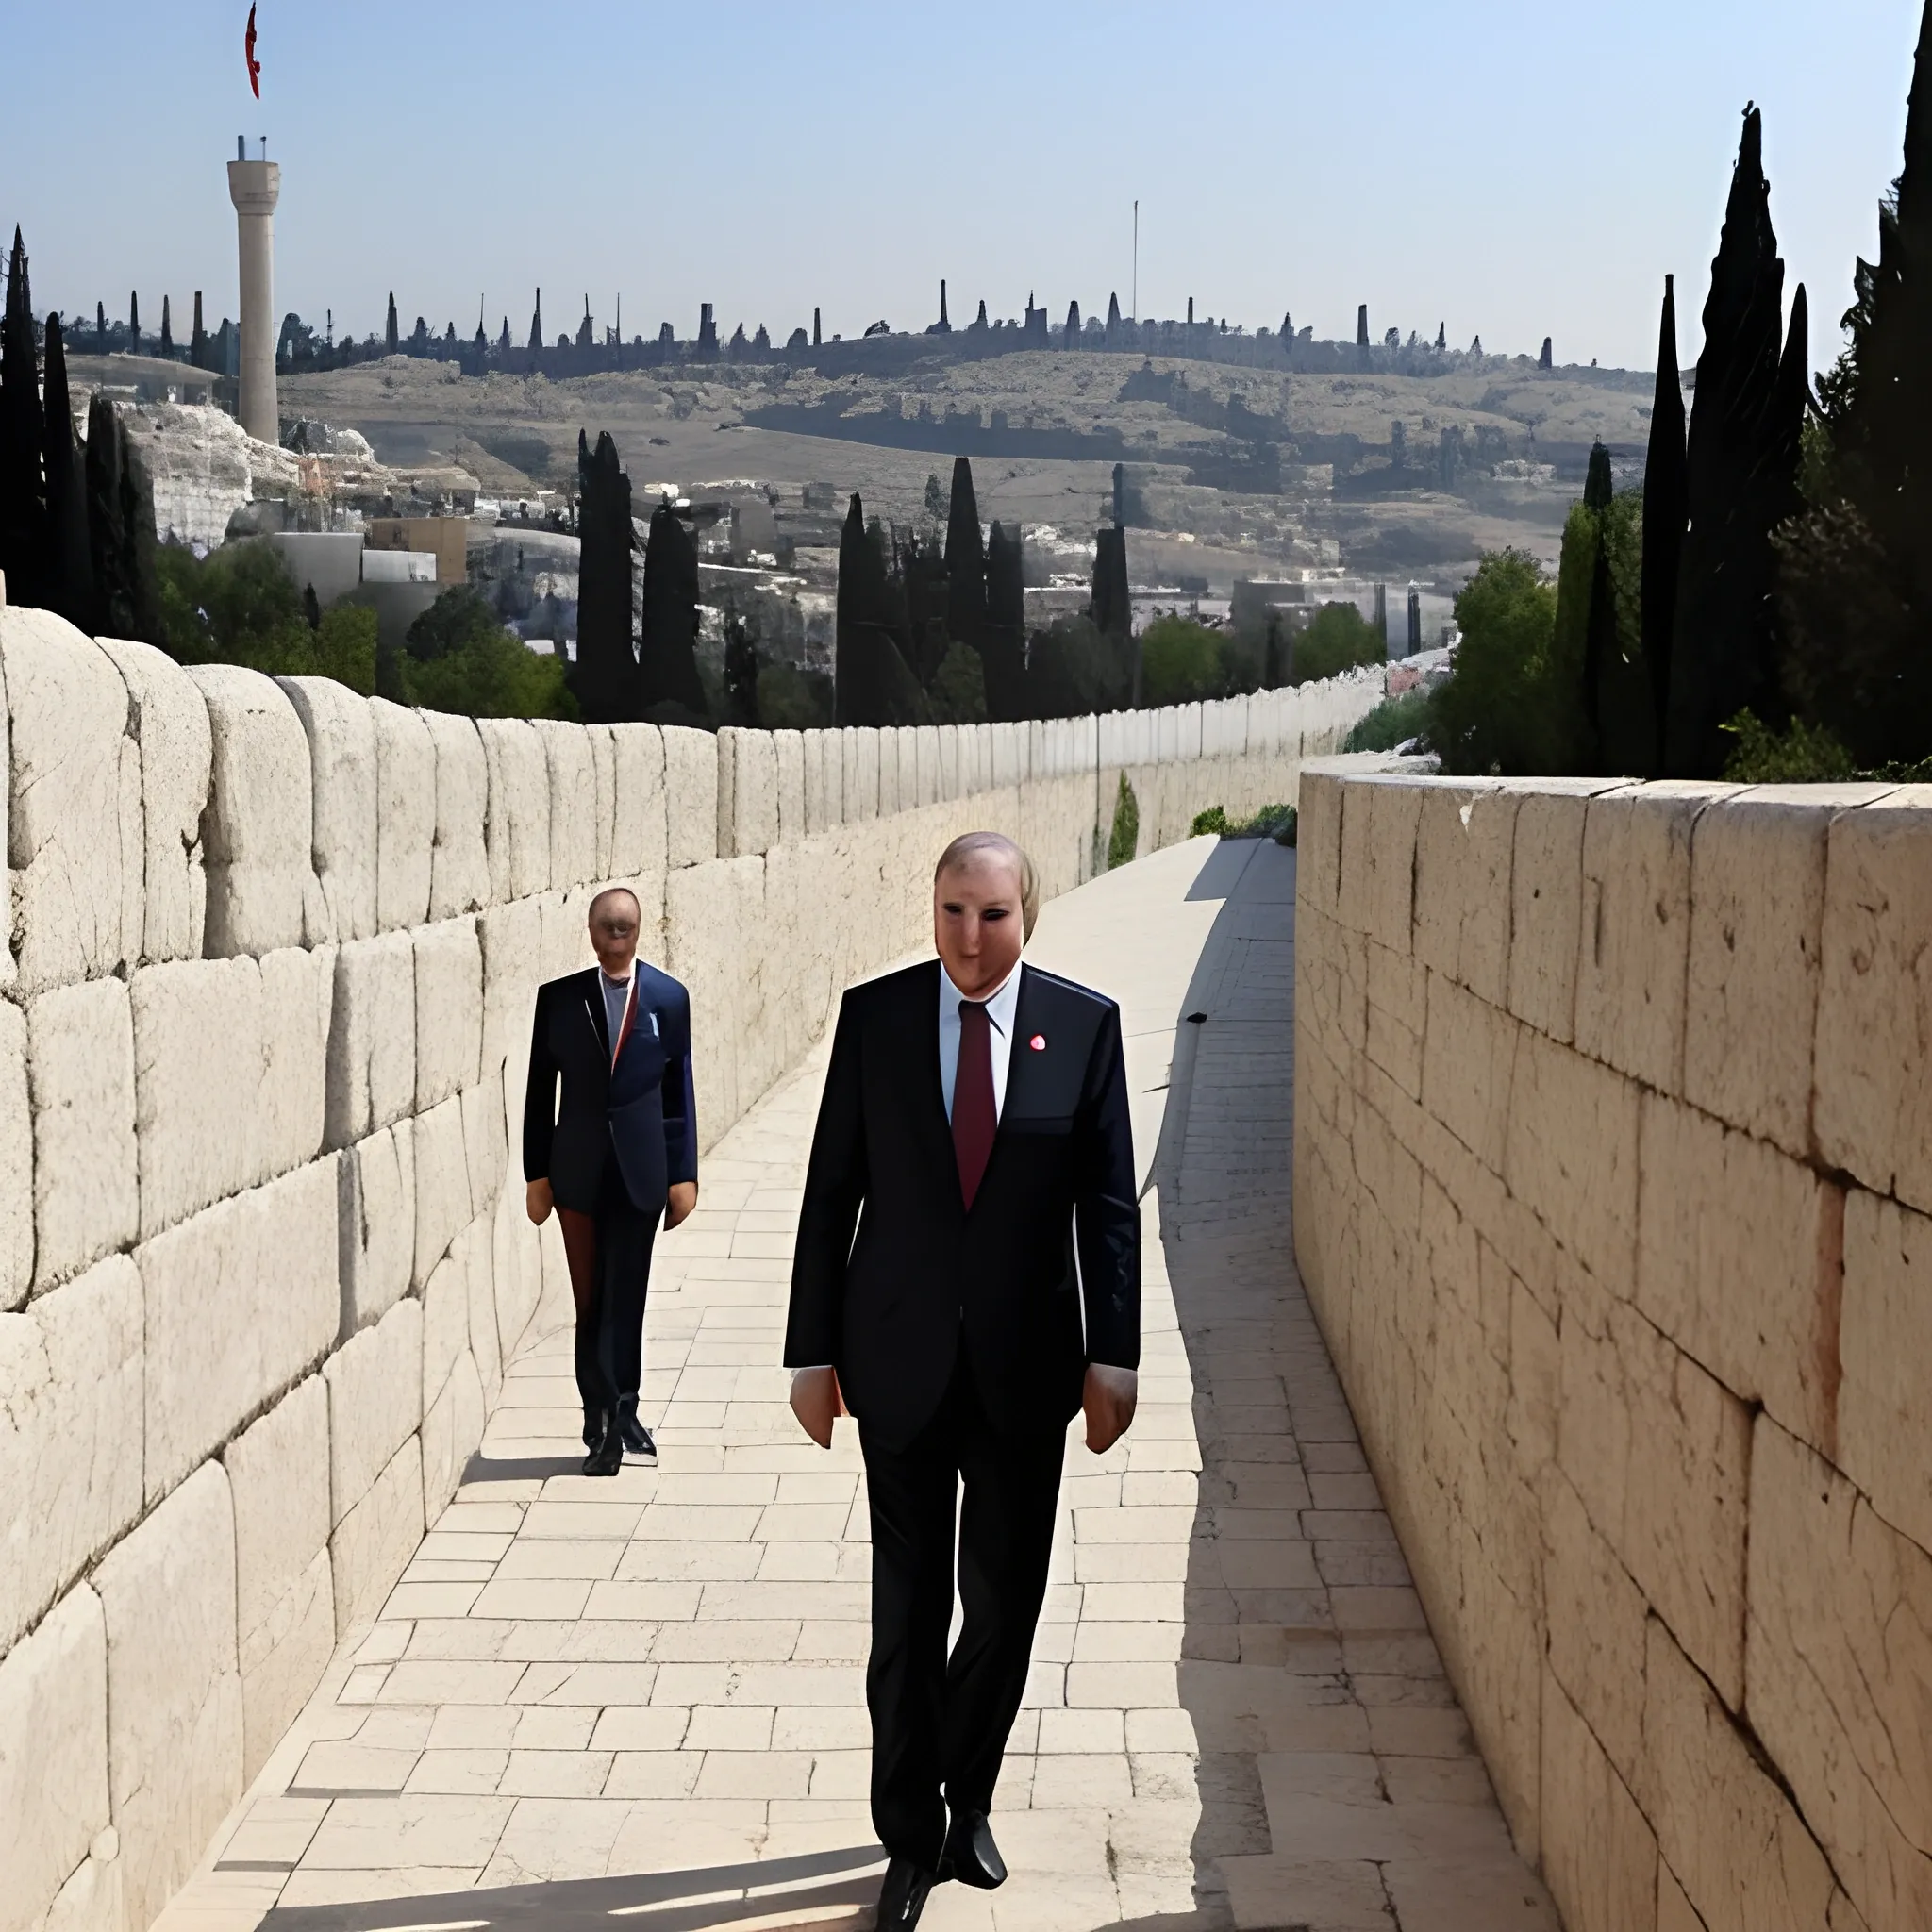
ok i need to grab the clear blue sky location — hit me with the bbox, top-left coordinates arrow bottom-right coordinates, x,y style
3,1 -> 1920,374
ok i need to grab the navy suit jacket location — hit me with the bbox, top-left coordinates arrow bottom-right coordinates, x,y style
523,962 -> 697,1216
784,958 -> 1140,1448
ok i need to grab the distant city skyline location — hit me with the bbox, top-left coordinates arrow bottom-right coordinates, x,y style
1,0 -> 1920,374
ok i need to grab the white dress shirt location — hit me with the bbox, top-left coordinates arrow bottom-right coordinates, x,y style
940,960 -> 1021,1124
599,970 -> 632,1058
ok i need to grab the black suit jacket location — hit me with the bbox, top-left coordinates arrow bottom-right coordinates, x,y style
523,962 -> 697,1216
784,958 -> 1140,1449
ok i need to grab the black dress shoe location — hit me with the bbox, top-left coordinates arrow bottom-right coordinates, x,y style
619,1413 -> 656,1459
939,1809 -> 1007,1890
582,1417 -> 623,1477
874,1857 -> 935,1928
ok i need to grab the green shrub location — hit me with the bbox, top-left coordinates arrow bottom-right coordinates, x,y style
1291,602 -> 1385,684
1141,616 -> 1224,705
401,587 -> 575,718
309,605 -> 378,693
1108,774 -> 1140,870
1719,709 -> 1857,782
1427,549 -> 1564,774
1025,615 -> 1133,718
1342,687 -> 1432,754
1191,802 -> 1297,844
927,640 -> 988,724
756,660 -> 836,728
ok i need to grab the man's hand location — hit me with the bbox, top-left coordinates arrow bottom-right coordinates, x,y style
790,1366 -> 845,1450
525,1177 -> 553,1226
665,1180 -> 698,1230
1083,1364 -> 1138,1454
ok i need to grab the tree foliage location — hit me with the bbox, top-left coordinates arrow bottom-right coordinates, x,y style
1664,106 -> 1807,775
1427,551 -> 1562,774
155,547 -> 569,715
1775,4 -> 1932,765
1291,602 -> 1385,685
1140,616 -> 1224,705
404,585 -> 575,717
1024,616 -> 1132,718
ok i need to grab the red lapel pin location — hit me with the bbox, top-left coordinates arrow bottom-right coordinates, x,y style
1029,1034 -> 1047,1051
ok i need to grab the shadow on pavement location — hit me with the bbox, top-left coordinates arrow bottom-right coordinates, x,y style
261,1842 -> 884,1932
1148,839 -> 1318,1931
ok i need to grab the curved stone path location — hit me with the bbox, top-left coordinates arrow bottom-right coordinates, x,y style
158,839 -> 1557,1932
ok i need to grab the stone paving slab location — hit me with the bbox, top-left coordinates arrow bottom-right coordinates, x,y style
155,838 -> 1556,1932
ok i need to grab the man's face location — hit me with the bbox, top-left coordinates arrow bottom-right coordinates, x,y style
934,854 -> 1024,1000
589,895 -> 641,977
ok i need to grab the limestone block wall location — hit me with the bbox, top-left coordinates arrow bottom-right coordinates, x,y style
1291,769 -> 1932,1932
0,596 -> 1381,1932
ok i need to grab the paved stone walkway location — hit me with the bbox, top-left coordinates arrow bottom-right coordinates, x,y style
164,838 -> 1557,1932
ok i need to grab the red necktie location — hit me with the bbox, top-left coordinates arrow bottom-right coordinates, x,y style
953,1000 -> 997,1210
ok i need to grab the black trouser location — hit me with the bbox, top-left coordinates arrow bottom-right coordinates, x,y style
858,1352 -> 1066,1870
557,1164 -> 658,1439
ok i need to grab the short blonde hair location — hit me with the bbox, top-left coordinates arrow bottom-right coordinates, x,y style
935,832 -> 1040,941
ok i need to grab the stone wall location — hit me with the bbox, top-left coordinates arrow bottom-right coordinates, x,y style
1292,769 -> 1932,1932
0,595 -> 1381,1932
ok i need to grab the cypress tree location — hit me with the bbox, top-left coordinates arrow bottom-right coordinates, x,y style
834,492 -> 926,726
42,316 -> 96,631
982,521 -> 1027,722
86,395 -> 128,632
128,290 -> 140,352
637,502 -> 708,718
160,295 -> 174,358
1065,300 -> 1082,347
944,456 -> 987,642
1091,527 -> 1131,639
1664,106 -> 1808,776
1838,0 -> 1932,558
1539,336 -> 1553,370
1435,321 -> 1446,351
116,419 -> 164,645
385,292 -> 399,355
528,290 -> 543,355
572,430 -> 643,722
1641,276 -> 1689,754
96,300 -> 107,345
1584,442 -> 1613,512
0,228 -> 50,608
900,532 -> 950,687
87,401 -> 163,646
722,610 -> 759,726
191,291 -> 209,369
1777,0 -> 1932,762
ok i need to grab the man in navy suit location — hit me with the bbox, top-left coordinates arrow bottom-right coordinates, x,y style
525,887 -> 698,1477
786,832 -> 1141,1927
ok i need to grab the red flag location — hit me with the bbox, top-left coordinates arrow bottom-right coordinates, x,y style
244,6 -> 261,99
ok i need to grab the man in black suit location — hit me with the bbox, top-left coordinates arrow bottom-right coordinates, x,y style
786,832 -> 1140,1928
525,887 -> 698,1477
